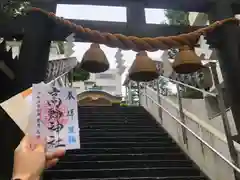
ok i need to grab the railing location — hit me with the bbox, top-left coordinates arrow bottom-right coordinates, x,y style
160,75 -> 217,97
45,57 -> 77,83
142,92 -> 240,174
135,62 -> 240,180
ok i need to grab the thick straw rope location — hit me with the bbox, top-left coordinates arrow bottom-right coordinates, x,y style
30,8 -> 239,52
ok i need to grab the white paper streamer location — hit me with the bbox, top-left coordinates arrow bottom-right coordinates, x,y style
161,51 -> 173,77
65,33 -> 76,57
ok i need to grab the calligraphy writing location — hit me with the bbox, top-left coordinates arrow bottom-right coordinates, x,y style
36,92 -> 41,138
68,126 -> 75,133
46,87 -> 64,132
68,135 -> 77,144
47,135 -> 65,149
45,87 -> 68,149
67,109 -> 74,120
66,91 -> 75,100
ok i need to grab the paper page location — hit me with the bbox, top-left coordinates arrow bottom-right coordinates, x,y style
0,88 -> 32,132
32,83 -> 80,151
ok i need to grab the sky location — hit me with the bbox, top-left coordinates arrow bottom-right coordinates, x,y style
56,4 -> 168,87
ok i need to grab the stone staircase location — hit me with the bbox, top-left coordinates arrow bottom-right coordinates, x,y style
44,106 -> 208,180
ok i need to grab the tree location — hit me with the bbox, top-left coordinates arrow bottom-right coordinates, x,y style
57,41 -> 65,54
158,78 -> 169,96
0,0 -> 30,19
164,10 -> 189,59
73,69 -> 90,81
164,10 -> 189,25
72,63 -> 90,82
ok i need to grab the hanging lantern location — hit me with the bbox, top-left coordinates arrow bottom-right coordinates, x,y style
80,43 -> 109,73
129,51 -> 159,82
173,45 -> 203,74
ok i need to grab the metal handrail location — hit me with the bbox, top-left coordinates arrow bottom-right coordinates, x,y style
16,67 -> 73,96
142,92 -> 240,174
159,75 -> 217,97
48,70 -> 69,84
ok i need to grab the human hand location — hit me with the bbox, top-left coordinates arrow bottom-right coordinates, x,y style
12,135 -> 65,180
45,147 -> 66,169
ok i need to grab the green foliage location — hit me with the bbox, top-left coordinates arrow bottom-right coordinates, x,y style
73,65 -> 90,81
164,10 -> 189,25
89,83 -> 102,91
159,78 -> 170,96
129,88 -> 139,105
164,10 -> 189,59
0,0 -> 30,18
57,41 -> 65,54
120,103 -> 128,107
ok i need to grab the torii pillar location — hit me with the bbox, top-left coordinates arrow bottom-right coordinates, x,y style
17,10 -> 55,92
207,1 -> 240,139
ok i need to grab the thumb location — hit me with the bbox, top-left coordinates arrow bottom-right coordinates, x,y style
15,135 -> 31,152
35,137 -> 47,152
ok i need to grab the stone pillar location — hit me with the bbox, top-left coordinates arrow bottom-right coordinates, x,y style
126,1 -> 146,36
17,10 -> 55,92
31,1 -> 57,13
207,1 -> 240,136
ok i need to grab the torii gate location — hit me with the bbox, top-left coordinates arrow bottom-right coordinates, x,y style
26,0 -> 240,139
1,0 -> 240,178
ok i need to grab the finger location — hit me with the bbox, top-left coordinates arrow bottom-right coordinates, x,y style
46,149 -> 65,160
46,158 -> 59,169
34,137 -> 46,147
26,136 -> 46,152
46,148 -> 65,160
21,135 -> 31,145
35,144 -> 45,153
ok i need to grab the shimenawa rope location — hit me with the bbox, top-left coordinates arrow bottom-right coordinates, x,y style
30,8 -> 239,52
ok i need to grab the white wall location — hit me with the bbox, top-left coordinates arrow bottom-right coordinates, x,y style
74,69 -> 122,96
95,69 -> 122,96
73,81 -> 85,94
167,95 -> 237,136
140,87 -> 240,180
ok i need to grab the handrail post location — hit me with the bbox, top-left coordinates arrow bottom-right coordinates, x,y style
210,62 -> 239,169
137,82 -> 141,106
52,79 -> 56,86
125,86 -> 128,104
145,83 -> 148,106
156,77 -> 163,123
69,70 -> 74,87
176,83 -> 188,145
128,81 -> 132,105
64,74 -> 67,86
